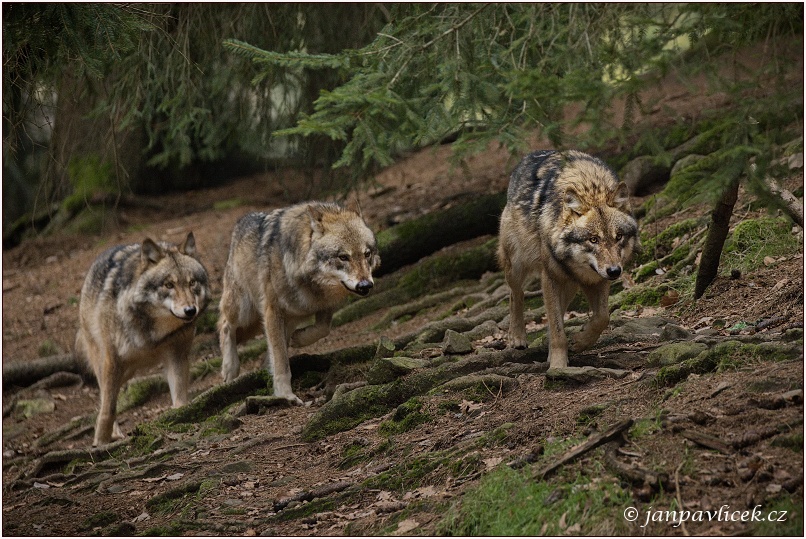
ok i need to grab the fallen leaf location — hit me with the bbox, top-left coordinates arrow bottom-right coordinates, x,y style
763,256 -> 776,267
132,512 -> 150,523
142,475 -> 167,483
558,511 -> 568,530
460,400 -> 482,415
483,457 -> 504,470
32,482 -> 50,489
395,518 -> 419,535
166,472 -> 184,481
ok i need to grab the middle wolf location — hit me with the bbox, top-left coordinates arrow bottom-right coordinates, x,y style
498,150 -> 639,369
219,201 -> 380,403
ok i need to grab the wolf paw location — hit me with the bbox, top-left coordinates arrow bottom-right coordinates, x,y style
276,392 -> 304,406
508,333 -> 528,350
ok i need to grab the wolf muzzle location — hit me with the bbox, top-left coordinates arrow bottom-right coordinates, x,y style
606,266 -> 622,280
352,280 -> 374,297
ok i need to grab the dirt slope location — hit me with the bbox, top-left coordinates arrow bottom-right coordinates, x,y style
2,46 -> 804,536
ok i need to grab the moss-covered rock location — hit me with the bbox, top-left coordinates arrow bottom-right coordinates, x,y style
366,356 -> 430,385
654,340 -> 801,387
442,329 -> 473,355
647,342 -> 709,367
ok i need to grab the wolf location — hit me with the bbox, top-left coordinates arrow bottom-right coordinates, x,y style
498,150 -> 639,368
75,232 -> 210,446
218,201 -> 380,404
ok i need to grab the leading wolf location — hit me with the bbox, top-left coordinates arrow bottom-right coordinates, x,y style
75,232 -> 210,446
218,202 -> 380,404
498,150 -> 639,368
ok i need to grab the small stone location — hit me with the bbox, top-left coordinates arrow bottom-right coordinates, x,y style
442,329 -> 473,355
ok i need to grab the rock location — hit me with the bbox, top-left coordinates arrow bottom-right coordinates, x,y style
436,374 -> 517,395
366,356 -> 429,385
647,342 -> 709,367
441,329 -> 473,355
660,324 -> 693,341
620,155 -> 670,196
374,335 -> 396,359
462,320 -> 500,341
545,366 -> 630,384
14,398 -> 56,419
220,460 -> 254,474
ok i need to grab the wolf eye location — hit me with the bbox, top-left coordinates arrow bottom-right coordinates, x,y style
338,254 -> 350,262
615,233 -> 623,242
189,279 -> 197,287
589,236 -> 599,244
164,281 -> 174,289
364,249 -> 372,259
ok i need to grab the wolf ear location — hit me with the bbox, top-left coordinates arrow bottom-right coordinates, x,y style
608,182 -> 631,211
180,232 -> 196,257
141,239 -> 164,265
345,198 -> 363,218
306,204 -> 325,234
564,188 -> 585,216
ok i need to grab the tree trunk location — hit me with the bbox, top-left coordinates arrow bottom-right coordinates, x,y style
694,178 -> 740,299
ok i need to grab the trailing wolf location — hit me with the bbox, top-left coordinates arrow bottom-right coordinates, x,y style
498,150 -> 639,368
218,201 -> 380,404
75,232 -> 210,446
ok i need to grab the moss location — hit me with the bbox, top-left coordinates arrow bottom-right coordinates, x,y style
576,403 -> 609,427
770,432 -> 804,452
654,340 -> 801,387
213,198 -> 245,211
117,376 -> 168,413
629,417 -> 661,439
37,339 -> 61,357
635,217 -> 701,266
647,342 -> 709,367
196,309 -> 218,334
141,522 -> 190,536
379,398 -> 431,436
80,511 -> 118,531
723,217 -> 801,272
156,369 -> 270,427
611,284 -> 666,310
145,480 -> 204,514
363,454 -> 446,492
62,155 -> 116,214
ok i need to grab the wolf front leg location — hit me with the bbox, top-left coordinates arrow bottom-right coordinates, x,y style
570,281 -> 611,352
93,348 -> 123,446
164,341 -> 191,408
541,271 -> 578,369
289,311 -> 333,348
263,305 -> 304,405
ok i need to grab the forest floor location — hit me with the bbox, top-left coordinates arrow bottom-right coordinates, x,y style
2,43 -> 804,537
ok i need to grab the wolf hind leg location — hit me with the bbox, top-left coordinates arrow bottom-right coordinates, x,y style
289,311 -> 333,348
93,348 -> 122,446
570,282 -> 611,352
504,262 -> 529,349
219,316 -> 241,383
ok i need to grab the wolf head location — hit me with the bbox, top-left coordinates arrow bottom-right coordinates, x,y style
560,181 -> 639,282
138,232 -> 211,322
307,203 -> 380,297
